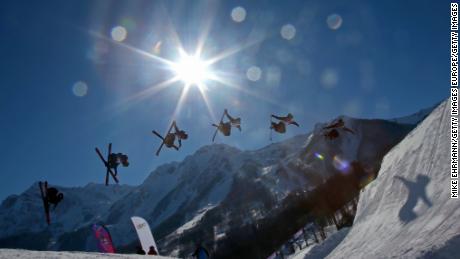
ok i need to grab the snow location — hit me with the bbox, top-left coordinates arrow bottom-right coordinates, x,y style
290,228 -> 350,259
0,183 -> 134,241
0,249 -> 174,259
169,205 -> 216,235
326,99 -> 460,258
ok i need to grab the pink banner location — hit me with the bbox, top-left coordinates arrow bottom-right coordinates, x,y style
92,224 -> 116,253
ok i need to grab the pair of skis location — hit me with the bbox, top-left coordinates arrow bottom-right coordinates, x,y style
38,181 -> 50,225
212,110 -> 228,142
152,121 -> 177,156
95,143 -> 119,186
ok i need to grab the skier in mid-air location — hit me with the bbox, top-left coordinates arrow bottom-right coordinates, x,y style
38,181 -> 64,224
212,109 -> 242,141
107,152 -> 129,175
46,186 -> 64,209
322,118 -> 355,140
270,113 -> 300,139
322,118 -> 355,134
271,113 -> 300,127
153,121 -> 188,156
161,122 -> 188,150
212,121 -> 232,136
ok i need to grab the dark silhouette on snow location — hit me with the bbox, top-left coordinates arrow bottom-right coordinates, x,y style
147,245 -> 158,255
394,175 -> 432,223
135,246 -> 146,255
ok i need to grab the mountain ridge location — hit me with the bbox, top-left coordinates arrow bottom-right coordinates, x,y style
0,101 -> 439,256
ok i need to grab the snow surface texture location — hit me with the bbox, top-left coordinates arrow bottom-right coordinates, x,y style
291,228 -> 350,259
326,99 -> 460,258
169,205 -> 216,235
0,249 -> 173,259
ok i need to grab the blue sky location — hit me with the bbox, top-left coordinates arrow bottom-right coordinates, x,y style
0,0 -> 449,200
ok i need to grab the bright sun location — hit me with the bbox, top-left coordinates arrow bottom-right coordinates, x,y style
172,53 -> 212,86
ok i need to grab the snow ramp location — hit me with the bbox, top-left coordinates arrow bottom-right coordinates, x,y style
327,99 -> 459,259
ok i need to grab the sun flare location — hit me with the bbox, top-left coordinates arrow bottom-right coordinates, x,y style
172,53 -> 212,86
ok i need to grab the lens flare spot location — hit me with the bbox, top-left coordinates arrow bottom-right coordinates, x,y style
314,152 -> 325,161
72,81 -> 88,97
231,6 -> 247,23
265,66 -> 282,87
333,155 -> 350,172
152,41 -> 162,54
280,24 -> 296,40
327,14 -> 343,30
111,26 -> 127,42
247,66 -> 262,81
321,68 -> 339,89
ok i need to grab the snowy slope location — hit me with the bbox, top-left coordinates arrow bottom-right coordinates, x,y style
291,228 -> 350,259
326,99 -> 459,258
0,249 -> 173,259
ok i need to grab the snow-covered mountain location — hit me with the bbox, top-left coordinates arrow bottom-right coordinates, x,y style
321,99 -> 459,258
0,183 -> 134,250
0,103 -> 434,257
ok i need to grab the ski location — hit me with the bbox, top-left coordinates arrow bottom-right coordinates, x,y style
152,130 -> 165,156
153,121 -> 176,156
95,147 -> 119,185
212,110 -> 227,142
38,181 -> 50,225
106,143 -> 112,185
